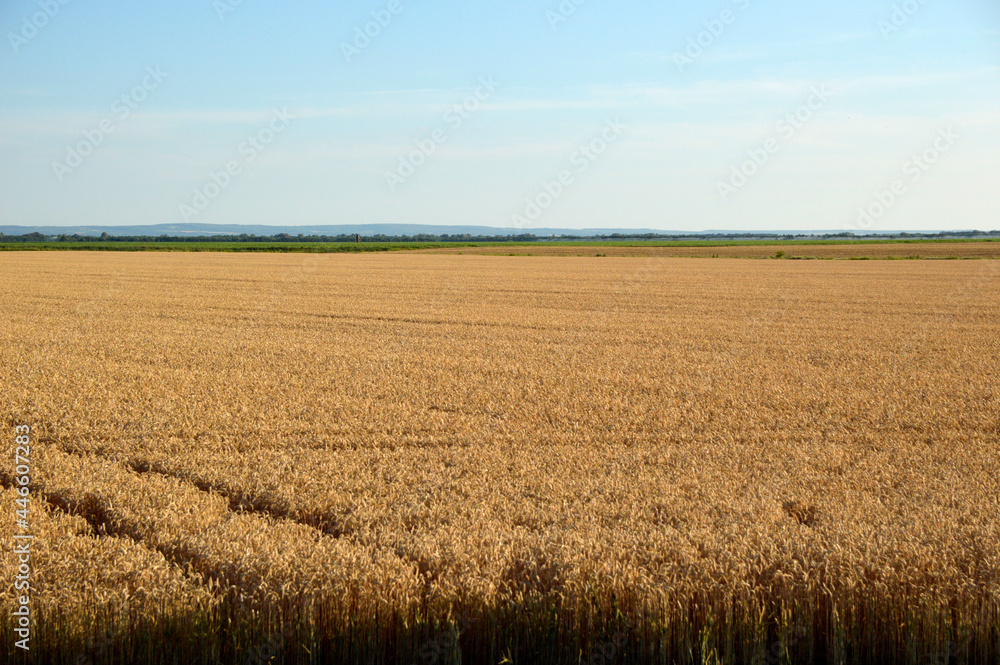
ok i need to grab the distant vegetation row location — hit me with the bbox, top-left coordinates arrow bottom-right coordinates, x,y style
0,229 -> 998,245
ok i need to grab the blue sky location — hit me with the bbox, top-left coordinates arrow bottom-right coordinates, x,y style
1,0 -> 998,232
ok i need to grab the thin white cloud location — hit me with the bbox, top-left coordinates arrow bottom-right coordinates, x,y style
0,87 -> 50,98
627,32 -> 873,66
5,61 -> 995,133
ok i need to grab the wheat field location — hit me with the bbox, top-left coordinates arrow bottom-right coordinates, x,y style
416,241 -> 1000,259
1,252 -> 998,664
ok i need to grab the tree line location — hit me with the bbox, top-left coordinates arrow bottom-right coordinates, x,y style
0,230 -> 997,243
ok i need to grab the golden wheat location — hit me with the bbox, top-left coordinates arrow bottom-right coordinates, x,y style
1,251 -> 998,663
416,241 -> 1000,259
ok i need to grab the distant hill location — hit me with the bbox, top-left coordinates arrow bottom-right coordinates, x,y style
0,223 -> 995,240
0,223 -> 682,238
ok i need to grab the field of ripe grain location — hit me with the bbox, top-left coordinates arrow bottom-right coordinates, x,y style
1,252 -> 998,664
417,240 -> 1000,259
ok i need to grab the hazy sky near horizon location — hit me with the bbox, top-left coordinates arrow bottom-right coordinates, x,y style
1,0 -> 998,232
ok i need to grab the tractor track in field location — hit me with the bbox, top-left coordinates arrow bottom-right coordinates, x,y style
120,454 -> 357,539
9,443 -> 439,594
0,462 -> 223,594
